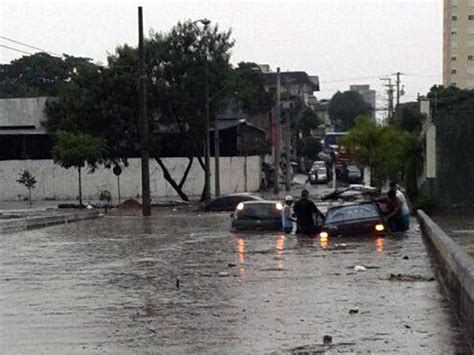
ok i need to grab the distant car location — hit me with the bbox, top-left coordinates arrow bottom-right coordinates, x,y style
319,202 -> 387,238
346,165 -> 362,183
311,160 -> 326,171
309,167 -> 328,184
204,193 -> 263,212
231,200 -> 283,231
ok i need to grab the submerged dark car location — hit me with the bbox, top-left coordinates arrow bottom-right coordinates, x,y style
319,202 -> 387,238
204,193 -> 263,212
231,200 -> 283,231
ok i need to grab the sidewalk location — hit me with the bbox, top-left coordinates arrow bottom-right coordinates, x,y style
431,212 -> 474,257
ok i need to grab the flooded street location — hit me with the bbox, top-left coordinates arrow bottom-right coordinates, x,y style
0,208 -> 469,354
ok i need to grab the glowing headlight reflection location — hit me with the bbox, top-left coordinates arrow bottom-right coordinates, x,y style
236,202 -> 244,211
276,202 -> 283,210
319,231 -> 329,239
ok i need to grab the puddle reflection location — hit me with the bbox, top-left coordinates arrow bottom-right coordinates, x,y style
375,236 -> 384,252
235,235 -> 245,274
275,235 -> 285,269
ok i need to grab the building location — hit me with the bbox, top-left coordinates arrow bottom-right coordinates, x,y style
350,84 -> 376,116
443,0 -> 474,88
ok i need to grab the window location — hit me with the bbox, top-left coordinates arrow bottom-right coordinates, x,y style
451,69 -> 457,74
469,15 -> 474,20
452,30 -> 457,35
452,56 -> 457,61
452,15 -> 458,21
451,82 -> 457,87
469,55 -> 474,60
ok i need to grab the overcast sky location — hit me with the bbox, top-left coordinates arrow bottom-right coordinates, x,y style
1,0 -> 442,107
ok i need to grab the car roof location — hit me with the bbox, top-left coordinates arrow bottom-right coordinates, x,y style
326,201 -> 378,212
241,200 -> 279,205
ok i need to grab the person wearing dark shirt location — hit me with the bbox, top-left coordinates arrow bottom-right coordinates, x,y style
293,189 -> 325,235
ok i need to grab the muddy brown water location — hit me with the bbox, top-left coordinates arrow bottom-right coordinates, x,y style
0,209 -> 470,354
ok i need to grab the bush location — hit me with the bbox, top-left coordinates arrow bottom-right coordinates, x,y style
411,194 -> 436,214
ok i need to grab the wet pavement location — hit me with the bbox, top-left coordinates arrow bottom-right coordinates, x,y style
0,205 -> 470,354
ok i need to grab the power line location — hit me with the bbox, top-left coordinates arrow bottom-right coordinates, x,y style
0,35 -> 61,57
321,75 -> 384,84
0,44 -> 33,56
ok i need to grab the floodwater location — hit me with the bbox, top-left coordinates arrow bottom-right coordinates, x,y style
0,208 -> 470,354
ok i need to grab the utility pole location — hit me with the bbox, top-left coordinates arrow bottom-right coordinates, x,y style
214,113 -> 220,197
392,72 -> 405,107
273,67 -> 281,195
203,53 -> 211,202
138,6 -> 151,216
381,77 -> 395,124
285,97 -> 291,192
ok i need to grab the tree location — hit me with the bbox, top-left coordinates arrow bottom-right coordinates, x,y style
0,53 -> 95,98
51,131 -> 106,206
45,20 -> 236,202
393,102 -> 425,134
328,91 -> 373,131
339,115 -> 415,186
17,170 -> 37,208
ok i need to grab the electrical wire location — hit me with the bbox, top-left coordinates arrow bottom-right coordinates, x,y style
0,35 -> 61,57
0,44 -> 33,56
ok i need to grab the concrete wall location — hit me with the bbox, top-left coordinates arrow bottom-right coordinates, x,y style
418,210 -> 474,349
0,97 -> 50,128
0,156 -> 260,201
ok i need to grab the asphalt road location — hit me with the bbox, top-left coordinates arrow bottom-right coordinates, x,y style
0,204 -> 470,354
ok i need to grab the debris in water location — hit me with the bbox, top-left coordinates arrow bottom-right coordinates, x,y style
354,265 -> 367,272
228,262 -> 237,267
349,308 -> 359,315
176,278 -> 180,289
403,256 -> 409,260
389,273 -> 435,282
218,272 -> 229,277
323,335 -> 333,345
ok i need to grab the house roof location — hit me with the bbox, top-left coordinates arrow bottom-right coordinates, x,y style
211,118 -> 265,134
262,71 -> 319,91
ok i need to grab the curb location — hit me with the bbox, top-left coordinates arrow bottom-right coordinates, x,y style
0,210 -> 103,234
417,210 -> 474,350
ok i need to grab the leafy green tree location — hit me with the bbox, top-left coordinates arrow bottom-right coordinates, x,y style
0,53 -> 94,98
17,170 -> 37,208
339,115 -> 416,186
45,20 -> 236,202
231,62 -> 272,113
328,91 -> 373,131
393,102 -> 425,134
51,131 -> 106,206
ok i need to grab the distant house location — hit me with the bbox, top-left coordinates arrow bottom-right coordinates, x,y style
0,97 -> 53,160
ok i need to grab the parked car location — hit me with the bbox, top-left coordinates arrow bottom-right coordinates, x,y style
345,164 -> 362,183
231,200 -> 283,231
204,193 -> 263,212
311,160 -> 326,171
319,202 -> 387,238
309,167 -> 328,184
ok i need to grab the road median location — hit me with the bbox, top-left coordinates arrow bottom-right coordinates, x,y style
0,210 -> 103,233
417,209 -> 474,350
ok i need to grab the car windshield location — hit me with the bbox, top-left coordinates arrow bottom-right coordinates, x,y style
239,203 -> 279,219
347,166 -> 359,172
325,204 -> 379,224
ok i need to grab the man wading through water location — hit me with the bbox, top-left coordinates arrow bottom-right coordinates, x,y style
293,189 -> 325,235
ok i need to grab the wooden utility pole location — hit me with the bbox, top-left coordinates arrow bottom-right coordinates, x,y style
138,6 -> 151,216
273,67 -> 281,195
214,114 -> 220,197
285,97 -> 291,192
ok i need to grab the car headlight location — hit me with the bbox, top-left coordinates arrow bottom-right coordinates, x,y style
319,231 -> 329,238
276,202 -> 283,210
375,224 -> 385,232
237,202 -> 244,211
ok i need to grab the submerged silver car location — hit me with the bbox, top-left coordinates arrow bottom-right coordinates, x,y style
231,200 -> 283,231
